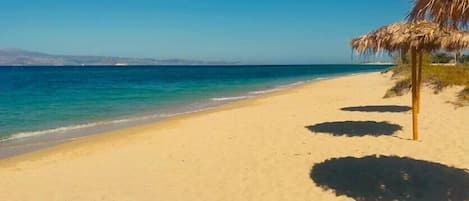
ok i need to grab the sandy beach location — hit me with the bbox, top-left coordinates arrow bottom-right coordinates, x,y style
1,72 -> 468,201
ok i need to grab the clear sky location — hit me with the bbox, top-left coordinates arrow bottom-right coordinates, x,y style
0,0 -> 412,64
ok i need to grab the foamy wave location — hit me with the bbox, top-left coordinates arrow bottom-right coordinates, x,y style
212,81 -> 310,101
249,88 -> 282,95
0,123 -> 107,142
283,81 -> 306,87
211,96 -> 253,101
249,81 -> 307,95
314,77 -> 326,80
0,108 -> 213,143
0,77 -> 329,143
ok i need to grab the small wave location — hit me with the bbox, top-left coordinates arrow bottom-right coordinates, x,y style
249,88 -> 283,95
249,81 -> 307,95
0,123 -> 107,143
283,81 -> 306,87
0,108 -> 213,143
0,77 -> 333,144
314,77 -> 326,81
211,96 -> 253,101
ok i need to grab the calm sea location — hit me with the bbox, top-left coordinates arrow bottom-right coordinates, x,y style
0,65 -> 388,147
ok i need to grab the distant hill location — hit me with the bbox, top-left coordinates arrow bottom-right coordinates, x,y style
0,48 -> 238,66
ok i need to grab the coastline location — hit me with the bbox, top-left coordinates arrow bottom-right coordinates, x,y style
1,71 -> 468,201
0,71 -> 372,160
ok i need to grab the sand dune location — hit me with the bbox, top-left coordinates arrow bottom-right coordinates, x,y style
1,72 -> 468,201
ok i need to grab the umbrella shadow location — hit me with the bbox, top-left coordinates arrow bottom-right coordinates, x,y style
310,155 -> 469,201
341,105 -> 412,113
306,121 -> 402,137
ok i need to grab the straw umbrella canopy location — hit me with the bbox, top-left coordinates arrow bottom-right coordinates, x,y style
408,0 -> 469,29
408,0 -> 469,62
351,20 -> 469,140
350,21 -> 459,53
440,29 -> 469,50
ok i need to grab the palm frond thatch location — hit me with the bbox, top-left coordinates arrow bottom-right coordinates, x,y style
408,0 -> 469,28
350,21 -> 469,54
440,30 -> 469,50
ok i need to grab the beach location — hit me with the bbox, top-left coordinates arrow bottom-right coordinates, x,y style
1,72 -> 468,201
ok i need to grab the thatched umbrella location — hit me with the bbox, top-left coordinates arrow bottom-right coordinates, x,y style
408,0 -> 469,29
351,21 -> 469,140
440,30 -> 469,50
409,0 -> 469,63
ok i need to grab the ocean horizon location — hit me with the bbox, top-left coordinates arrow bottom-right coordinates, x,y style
0,64 -> 389,156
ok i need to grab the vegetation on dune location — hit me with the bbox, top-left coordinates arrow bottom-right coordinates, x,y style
424,65 -> 469,91
384,64 -> 469,93
383,78 -> 412,98
383,52 -> 469,106
458,87 -> 469,105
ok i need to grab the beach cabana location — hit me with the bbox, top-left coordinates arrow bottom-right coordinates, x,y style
351,21 -> 469,140
408,0 -> 469,29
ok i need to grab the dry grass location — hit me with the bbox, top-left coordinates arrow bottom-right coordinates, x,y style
384,78 -> 412,98
423,65 -> 469,92
384,64 -> 469,106
458,87 -> 469,105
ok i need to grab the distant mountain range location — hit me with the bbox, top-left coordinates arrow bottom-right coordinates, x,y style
0,48 -> 238,66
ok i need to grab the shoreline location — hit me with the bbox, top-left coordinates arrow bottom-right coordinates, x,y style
1,71 -> 468,201
0,72 -> 373,160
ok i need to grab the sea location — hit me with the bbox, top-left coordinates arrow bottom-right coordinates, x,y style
0,65 -> 389,157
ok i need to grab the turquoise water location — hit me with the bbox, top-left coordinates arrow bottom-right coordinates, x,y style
0,65 -> 389,142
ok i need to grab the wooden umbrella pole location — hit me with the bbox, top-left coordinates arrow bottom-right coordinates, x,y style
411,48 -> 418,141
417,52 -> 423,114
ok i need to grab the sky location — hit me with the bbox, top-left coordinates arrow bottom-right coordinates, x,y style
0,0 -> 412,64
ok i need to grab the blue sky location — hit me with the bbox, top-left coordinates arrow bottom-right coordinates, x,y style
0,0 -> 411,64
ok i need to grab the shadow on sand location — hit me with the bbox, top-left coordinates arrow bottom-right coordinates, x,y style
310,155 -> 469,201
306,121 -> 402,137
341,105 -> 412,113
